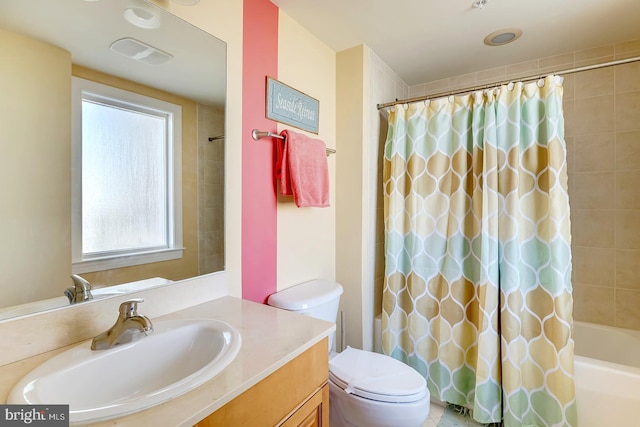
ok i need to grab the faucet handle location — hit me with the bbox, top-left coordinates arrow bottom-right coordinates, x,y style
119,299 -> 144,318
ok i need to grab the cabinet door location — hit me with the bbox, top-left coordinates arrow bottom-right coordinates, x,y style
279,383 -> 329,427
194,339 -> 328,427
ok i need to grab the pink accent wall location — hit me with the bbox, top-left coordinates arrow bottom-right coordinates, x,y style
241,0 -> 279,303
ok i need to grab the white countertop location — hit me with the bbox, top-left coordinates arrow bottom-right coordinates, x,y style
0,296 -> 334,426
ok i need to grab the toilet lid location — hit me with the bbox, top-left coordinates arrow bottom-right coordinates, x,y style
328,347 -> 428,403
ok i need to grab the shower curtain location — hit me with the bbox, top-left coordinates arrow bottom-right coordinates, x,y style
382,75 -> 576,427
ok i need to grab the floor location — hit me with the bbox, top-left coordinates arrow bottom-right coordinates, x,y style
423,403 -> 490,427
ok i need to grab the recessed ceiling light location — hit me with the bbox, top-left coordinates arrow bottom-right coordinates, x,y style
123,6 -> 161,29
484,29 -> 523,46
171,0 -> 200,5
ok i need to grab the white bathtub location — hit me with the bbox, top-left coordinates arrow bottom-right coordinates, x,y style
574,320 -> 640,427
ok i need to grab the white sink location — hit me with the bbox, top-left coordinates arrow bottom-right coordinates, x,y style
7,318 -> 241,425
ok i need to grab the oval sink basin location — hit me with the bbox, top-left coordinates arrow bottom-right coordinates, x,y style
8,318 -> 241,425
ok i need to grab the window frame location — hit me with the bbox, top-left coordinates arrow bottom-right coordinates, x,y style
71,77 -> 183,274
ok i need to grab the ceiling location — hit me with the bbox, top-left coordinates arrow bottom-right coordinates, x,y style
270,0 -> 640,86
0,0 -> 226,107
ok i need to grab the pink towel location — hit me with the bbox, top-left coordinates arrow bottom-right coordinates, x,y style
275,129 -> 329,207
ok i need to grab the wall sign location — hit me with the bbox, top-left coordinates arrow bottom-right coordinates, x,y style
266,77 -> 319,134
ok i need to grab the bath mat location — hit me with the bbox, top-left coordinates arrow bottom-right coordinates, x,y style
437,404 -> 502,427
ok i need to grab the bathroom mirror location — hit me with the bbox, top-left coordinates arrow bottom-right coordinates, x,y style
0,0 -> 226,319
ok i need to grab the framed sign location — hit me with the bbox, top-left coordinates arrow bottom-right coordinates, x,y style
266,77 -> 319,134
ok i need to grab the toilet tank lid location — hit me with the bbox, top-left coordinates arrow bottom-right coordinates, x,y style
267,279 -> 343,310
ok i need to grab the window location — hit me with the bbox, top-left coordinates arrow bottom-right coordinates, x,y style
72,77 -> 183,273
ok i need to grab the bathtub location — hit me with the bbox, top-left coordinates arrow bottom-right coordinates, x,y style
574,320 -> 640,427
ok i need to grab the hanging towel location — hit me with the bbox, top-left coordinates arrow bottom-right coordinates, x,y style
275,129 -> 329,207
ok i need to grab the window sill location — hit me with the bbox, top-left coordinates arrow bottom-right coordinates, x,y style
72,248 -> 185,274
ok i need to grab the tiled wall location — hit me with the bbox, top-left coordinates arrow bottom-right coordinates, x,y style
197,104 -> 225,275
568,49 -> 640,330
407,39 -> 640,330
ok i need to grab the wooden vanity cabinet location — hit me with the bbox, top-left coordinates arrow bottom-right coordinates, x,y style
194,338 -> 329,427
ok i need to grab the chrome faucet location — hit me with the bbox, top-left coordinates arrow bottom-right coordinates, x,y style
91,299 -> 154,350
64,274 -> 93,304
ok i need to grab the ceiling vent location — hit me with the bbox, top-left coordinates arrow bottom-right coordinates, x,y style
483,29 -> 523,46
110,38 -> 173,65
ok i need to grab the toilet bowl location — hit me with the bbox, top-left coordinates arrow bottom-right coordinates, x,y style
267,279 -> 430,427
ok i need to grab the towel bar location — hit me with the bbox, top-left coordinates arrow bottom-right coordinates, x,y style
252,129 -> 336,156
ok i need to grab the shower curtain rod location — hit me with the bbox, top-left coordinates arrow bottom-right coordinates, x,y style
377,55 -> 640,110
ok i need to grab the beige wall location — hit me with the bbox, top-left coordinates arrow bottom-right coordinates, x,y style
336,46 -> 409,351
367,50 -> 409,347
276,12 -> 337,290
403,38 -> 640,331
1,29 -> 71,307
336,45 -> 367,350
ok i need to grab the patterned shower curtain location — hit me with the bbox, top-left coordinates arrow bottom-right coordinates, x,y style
382,75 -> 576,427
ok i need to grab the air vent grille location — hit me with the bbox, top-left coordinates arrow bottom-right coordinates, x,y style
110,38 -> 172,65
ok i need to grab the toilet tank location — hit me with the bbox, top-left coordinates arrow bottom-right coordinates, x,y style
267,279 -> 343,323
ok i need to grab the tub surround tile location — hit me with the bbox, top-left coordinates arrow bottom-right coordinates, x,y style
573,284 -> 615,326
615,250 -> 640,290
615,131 -> 640,170
424,78 -> 451,96
573,95 -> 615,135
574,68 -> 614,98
565,136 -> 575,175
561,74 -> 575,101
409,84 -> 426,99
574,133 -> 614,172
572,246 -> 614,287
615,49 -> 640,60
572,172 -> 614,209
539,52 -> 575,75
615,289 -> 640,330
615,39 -> 640,57
616,171 -> 640,209
615,91 -> 640,132
475,66 -> 507,86
615,210 -> 640,249
562,100 -> 575,138
615,62 -> 640,93
449,73 -> 476,92
574,45 -> 614,67
506,59 -> 539,80
571,209 -> 615,248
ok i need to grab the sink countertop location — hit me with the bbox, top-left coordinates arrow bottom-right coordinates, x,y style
0,296 -> 335,426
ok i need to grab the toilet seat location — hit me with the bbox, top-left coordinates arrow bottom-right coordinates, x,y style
328,347 -> 428,403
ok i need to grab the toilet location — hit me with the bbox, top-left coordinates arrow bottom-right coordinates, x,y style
267,279 -> 430,427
